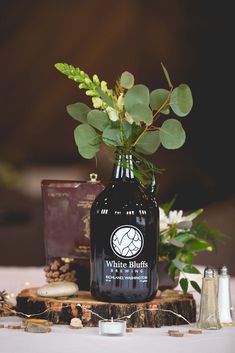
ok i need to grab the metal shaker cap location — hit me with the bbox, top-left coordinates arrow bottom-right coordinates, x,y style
204,267 -> 214,278
219,265 -> 228,276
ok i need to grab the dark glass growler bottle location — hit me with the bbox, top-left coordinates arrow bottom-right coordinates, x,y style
90,150 -> 159,303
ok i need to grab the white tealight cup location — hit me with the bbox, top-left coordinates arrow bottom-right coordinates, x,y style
99,318 -> 126,336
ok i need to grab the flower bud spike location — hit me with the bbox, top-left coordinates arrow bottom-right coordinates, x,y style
85,78 -> 92,85
92,97 -> 103,109
79,83 -> 87,89
93,74 -> 100,85
101,81 -> 108,92
86,90 -> 96,96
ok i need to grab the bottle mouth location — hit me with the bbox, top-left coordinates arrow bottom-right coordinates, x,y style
115,147 -> 133,154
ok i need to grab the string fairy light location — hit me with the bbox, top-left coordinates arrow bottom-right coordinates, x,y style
9,304 -> 105,320
7,302 -> 193,326
2,287 -> 193,327
117,307 -> 193,326
75,304 -> 107,320
10,308 -> 51,318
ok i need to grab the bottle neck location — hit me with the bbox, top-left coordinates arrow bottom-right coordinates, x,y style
111,150 -> 135,181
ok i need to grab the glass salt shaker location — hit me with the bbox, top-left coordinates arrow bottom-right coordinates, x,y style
197,267 -> 221,330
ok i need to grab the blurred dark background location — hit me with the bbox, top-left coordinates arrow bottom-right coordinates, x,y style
0,1 -> 234,273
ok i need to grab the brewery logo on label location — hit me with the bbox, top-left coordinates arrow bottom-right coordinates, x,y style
110,225 -> 144,259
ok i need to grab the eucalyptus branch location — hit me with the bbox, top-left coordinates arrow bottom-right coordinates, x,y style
55,61 -> 193,181
132,85 -> 173,147
132,126 -> 148,147
119,114 -> 125,145
153,86 -> 173,120
148,126 -> 159,131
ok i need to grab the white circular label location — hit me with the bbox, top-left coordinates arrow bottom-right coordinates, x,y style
110,225 -> 144,259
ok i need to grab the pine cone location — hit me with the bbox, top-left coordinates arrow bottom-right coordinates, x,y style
0,290 -> 13,316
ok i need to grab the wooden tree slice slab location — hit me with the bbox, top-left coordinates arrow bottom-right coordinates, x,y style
16,288 -> 196,327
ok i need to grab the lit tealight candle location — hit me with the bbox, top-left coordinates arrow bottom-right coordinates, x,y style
99,318 -> 126,336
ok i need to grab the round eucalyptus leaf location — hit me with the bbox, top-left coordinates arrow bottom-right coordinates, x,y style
150,88 -> 170,113
102,126 -> 122,146
120,71 -> 135,89
170,84 -> 193,117
136,130 -> 160,155
87,110 -> 110,131
159,119 -> 186,149
74,123 -> 100,159
128,103 -> 153,125
125,84 -> 150,111
66,102 -> 90,122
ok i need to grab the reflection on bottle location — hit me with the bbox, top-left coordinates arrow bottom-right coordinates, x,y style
197,267 -> 221,330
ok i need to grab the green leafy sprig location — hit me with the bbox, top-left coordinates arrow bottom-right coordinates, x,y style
55,62 -> 193,184
159,199 -> 224,294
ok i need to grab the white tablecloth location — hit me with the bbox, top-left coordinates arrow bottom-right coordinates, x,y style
0,267 -> 235,353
